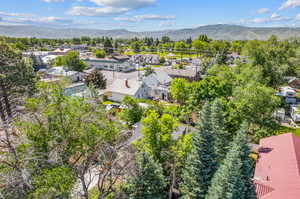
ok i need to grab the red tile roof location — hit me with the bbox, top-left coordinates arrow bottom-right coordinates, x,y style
254,133 -> 300,199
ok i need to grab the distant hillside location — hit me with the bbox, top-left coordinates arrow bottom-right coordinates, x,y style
0,24 -> 300,40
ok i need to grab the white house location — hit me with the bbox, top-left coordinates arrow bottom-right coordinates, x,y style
278,86 -> 296,98
143,71 -> 173,100
64,83 -> 92,98
274,108 -> 285,121
50,48 -> 72,55
277,86 -> 297,104
83,57 -> 135,72
131,54 -> 160,65
105,79 -> 149,102
291,105 -> 300,122
45,67 -> 84,82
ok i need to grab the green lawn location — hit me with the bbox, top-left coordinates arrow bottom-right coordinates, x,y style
275,126 -> 300,137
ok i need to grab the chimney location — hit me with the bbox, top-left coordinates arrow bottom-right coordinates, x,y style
125,79 -> 129,88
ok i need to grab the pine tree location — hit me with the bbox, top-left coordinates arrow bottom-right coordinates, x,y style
180,102 -> 217,199
125,152 -> 167,199
0,42 -> 36,121
211,99 -> 229,163
205,136 -> 244,199
205,123 -> 256,199
236,123 -> 257,199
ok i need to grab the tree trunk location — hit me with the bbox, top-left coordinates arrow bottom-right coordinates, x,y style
0,82 -> 12,119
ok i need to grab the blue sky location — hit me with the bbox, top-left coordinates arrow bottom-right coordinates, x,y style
1,0 -> 300,31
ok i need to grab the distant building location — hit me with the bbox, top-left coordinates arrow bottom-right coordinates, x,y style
44,67 -> 84,82
254,133 -> 300,199
288,77 -> 300,89
163,66 -> 200,82
42,55 -> 59,65
143,71 -> 173,100
105,79 -> 149,102
273,108 -> 285,121
83,57 -> 135,72
50,48 -> 72,56
131,54 -> 160,65
290,105 -> 300,122
64,83 -> 92,98
227,52 -> 247,63
276,86 -> 297,104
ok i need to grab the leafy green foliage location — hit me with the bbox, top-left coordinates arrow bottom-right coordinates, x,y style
205,124 -> 256,199
125,153 -> 167,199
28,166 -> 76,199
55,51 -> 87,71
139,110 -> 177,163
120,96 -> 144,127
86,70 -> 107,89
170,78 -> 190,104
0,41 -> 37,120
94,49 -> 106,58
180,103 -> 217,199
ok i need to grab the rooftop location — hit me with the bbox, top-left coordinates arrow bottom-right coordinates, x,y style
254,133 -> 300,199
106,78 -> 143,96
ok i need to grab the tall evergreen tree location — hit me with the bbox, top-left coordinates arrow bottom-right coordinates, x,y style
205,136 -> 244,199
211,99 -> 229,162
180,103 -> 217,199
0,42 -> 36,121
125,152 -> 167,199
205,123 -> 256,199
236,123 -> 257,199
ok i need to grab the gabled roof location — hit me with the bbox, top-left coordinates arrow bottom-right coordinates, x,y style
46,67 -> 78,77
106,79 -> 144,96
254,133 -> 300,199
143,71 -> 172,87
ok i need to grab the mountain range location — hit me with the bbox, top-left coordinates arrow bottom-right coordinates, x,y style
0,24 -> 300,40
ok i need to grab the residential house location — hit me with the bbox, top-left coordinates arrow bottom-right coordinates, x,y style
276,86 -> 297,104
105,79 -> 149,102
163,66 -> 200,82
254,133 -> 300,199
50,48 -> 72,56
143,71 -> 173,100
227,52 -> 247,63
192,58 -> 201,66
44,67 -> 84,82
64,83 -> 92,98
290,105 -> 300,122
42,55 -> 59,66
131,54 -> 160,65
83,57 -> 135,72
273,108 -> 285,121
288,77 -> 300,89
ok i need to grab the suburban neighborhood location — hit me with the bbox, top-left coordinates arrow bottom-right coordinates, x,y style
1,0 -> 300,199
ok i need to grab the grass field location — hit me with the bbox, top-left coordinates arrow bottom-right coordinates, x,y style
275,126 -> 300,137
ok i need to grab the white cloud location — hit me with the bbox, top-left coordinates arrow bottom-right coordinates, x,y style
67,6 -> 129,16
0,11 -> 34,17
114,17 -> 138,22
42,0 -> 64,2
279,0 -> 300,10
295,13 -> 300,20
114,14 -> 176,22
5,16 -> 72,24
240,13 -> 291,25
252,17 -> 269,23
159,21 -> 175,27
135,14 -> 175,20
90,0 -> 155,9
270,13 -> 290,21
257,8 -> 269,14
